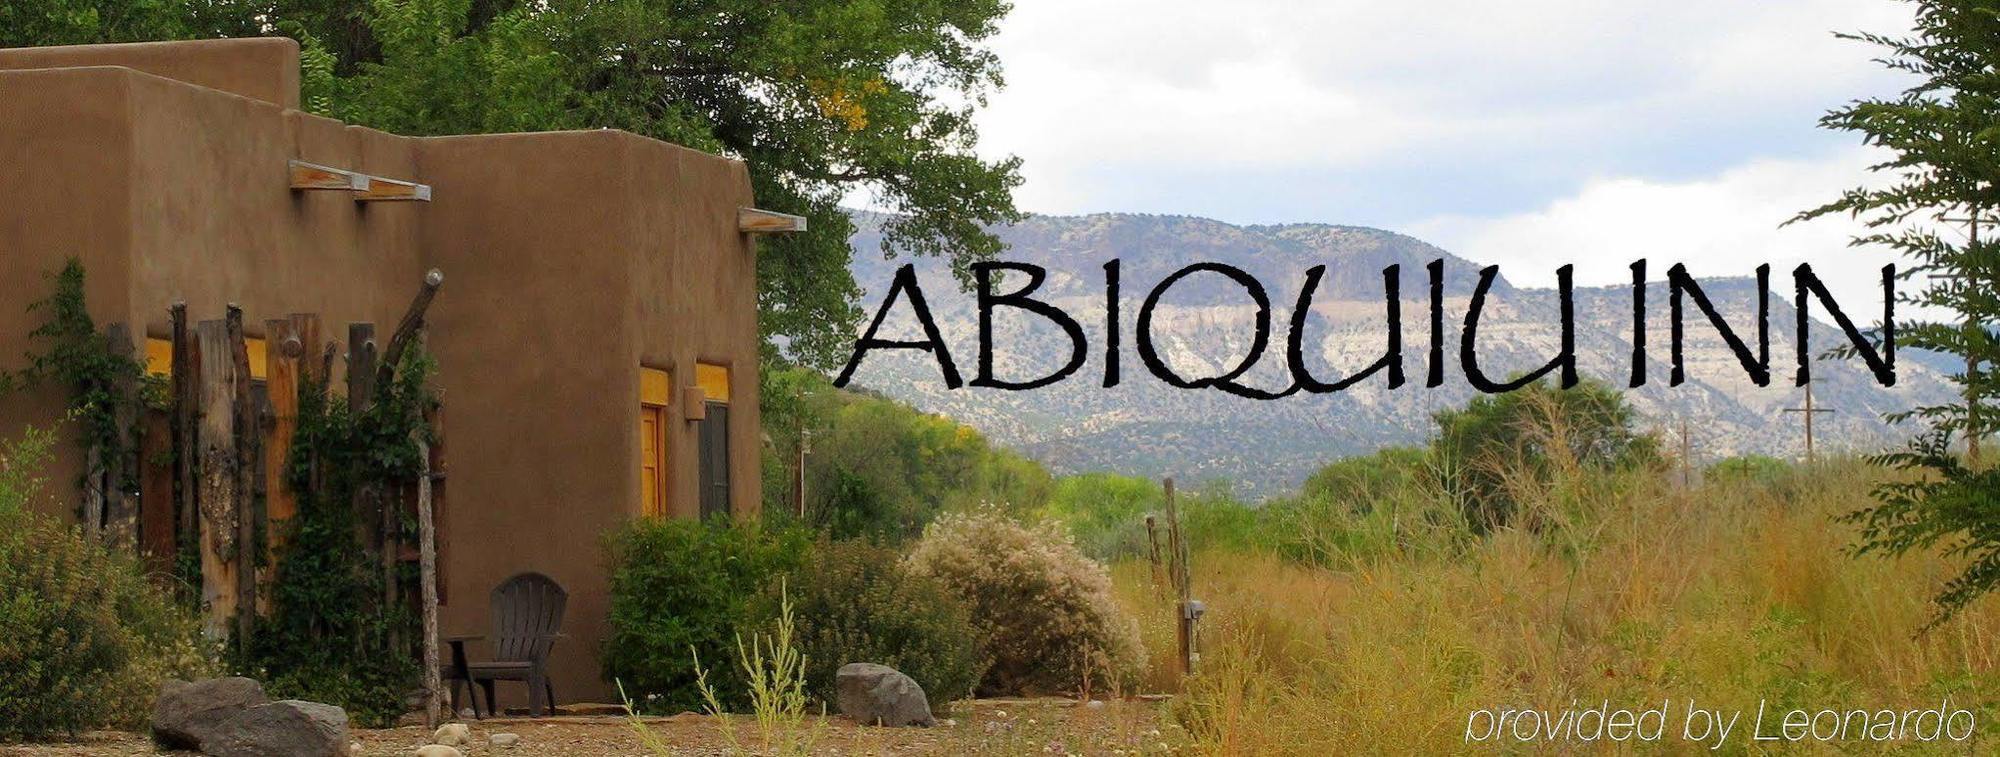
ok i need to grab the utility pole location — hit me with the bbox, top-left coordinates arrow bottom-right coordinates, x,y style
1783,384 -> 1835,463
1932,213 -> 1984,466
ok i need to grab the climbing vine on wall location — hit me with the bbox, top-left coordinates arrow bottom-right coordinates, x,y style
1,258 -> 151,510
246,345 -> 435,726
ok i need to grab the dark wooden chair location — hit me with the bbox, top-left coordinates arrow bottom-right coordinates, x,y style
465,572 -> 567,716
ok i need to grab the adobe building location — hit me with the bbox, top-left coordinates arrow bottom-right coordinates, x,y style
0,37 -> 786,704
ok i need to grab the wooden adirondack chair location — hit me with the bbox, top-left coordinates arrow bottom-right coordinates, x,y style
465,572 -> 567,716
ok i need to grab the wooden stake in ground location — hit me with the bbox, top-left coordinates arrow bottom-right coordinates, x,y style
1163,477 -> 1194,680
1144,513 -> 1164,596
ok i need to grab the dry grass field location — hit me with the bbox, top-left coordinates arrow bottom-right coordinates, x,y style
1119,459 -> 2000,754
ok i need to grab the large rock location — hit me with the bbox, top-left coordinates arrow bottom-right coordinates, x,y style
152,677 -> 269,749
834,663 -> 934,727
204,700 -> 350,757
432,723 -> 470,746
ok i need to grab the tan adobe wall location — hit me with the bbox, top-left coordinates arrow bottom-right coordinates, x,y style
0,37 -> 301,109
0,41 -> 764,705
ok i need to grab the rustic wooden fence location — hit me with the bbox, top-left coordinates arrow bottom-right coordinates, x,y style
82,270 -> 449,723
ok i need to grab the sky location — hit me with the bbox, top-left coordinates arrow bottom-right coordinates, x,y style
966,0 -> 1926,304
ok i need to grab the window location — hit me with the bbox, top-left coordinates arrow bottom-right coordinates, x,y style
696,363 -> 731,518
639,367 -> 671,518
140,336 -> 272,570
145,336 -> 269,380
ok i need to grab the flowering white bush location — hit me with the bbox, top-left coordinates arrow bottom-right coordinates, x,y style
905,508 -> 1143,695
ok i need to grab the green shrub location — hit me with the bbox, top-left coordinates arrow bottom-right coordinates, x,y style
1037,473 -> 1159,560
1299,446 -> 1429,508
1431,378 -> 1659,531
905,509 -> 1143,696
0,426 -> 216,742
1706,454 -> 1790,484
1267,448 -> 1474,567
604,517 -> 810,712
759,539 -> 987,707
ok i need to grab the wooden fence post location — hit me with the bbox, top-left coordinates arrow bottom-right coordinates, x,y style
227,306 -> 258,652
418,429 -> 441,727
1162,477 -> 1201,682
195,318 -> 239,639
103,322 -> 140,551
347,323 -> 377,413
412,322 -> 444,727
1163,478 -> 1188,679
1144,513 -> 1164,596
376,271 -> 443,392
263,317 -> 301,560
170,304 -> 197,584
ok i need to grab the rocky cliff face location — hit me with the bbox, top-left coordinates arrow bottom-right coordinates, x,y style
841,212 -> 1956,498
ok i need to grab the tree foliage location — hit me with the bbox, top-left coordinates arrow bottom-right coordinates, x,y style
1430,379 -> 1657,532
0,0 -> 186,47
1799,0 -> 2000,624
761,366 -> 1050,541
189,0 -> 1021,368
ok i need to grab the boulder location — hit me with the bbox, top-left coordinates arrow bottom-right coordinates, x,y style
488,732 -> 521,748
152,677 -> 269,750
432,722 -> 471,746
414,746 -> 464,757
834,663 -> 934,727
203,700 -> 350,757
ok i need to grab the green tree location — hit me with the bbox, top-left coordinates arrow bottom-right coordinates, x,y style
803,395 -> 1051,540
209,0 -> 1022,368
1797,0 -> 2000,625
1299,446 -> 1428,513
1430,379 -> 1657,532
0,0 -> 188,47
1037,473 -> 1159,559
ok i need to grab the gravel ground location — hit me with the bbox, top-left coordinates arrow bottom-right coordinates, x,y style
1,698 -> 1181,756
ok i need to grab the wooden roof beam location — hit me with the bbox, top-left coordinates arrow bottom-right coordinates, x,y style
355,175 -> 432,203
289,159 -> 431,202
739,207 -> 807,234
288,160 -> 370,192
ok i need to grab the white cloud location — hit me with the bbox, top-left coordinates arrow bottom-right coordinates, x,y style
977,0 -> 1915,217
1405,146 -> 1936,317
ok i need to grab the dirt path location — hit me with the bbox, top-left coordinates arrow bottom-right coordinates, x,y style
2,699 -> 1181,756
